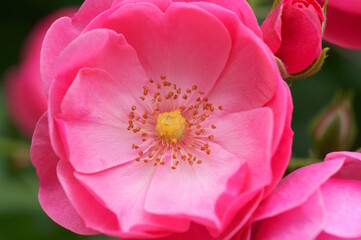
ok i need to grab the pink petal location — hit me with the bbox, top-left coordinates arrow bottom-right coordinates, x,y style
212,108 -> 274,190
72,0 -> 113,29
206,10 -> 279,112
158,223 -> 214,240
104,2 -> 232,93
57,161 -> 120,236
41,17 -> 79,95
276,3 -> 322,73
254,159 -> 344,221
217,191 -> 264,239
261,3 -> 283,53
55,117 -> 139,173
112,0 -> 172,12
263,80 -> 294,195
30,113 -> 96,235
253,191 -> 324,240
325,152 -> 361,180
145,142 -> 246,232
173,0 -> 262,38
317,232 -> 361,240
318,0 -> 361,49
321,178 -> 361,238
4,67 -> 47,136
61,68 -> 140,127
74,162 -> 189,237
48,28 -> 146,161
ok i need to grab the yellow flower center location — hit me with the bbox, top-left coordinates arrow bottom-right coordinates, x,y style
156,110 -> 186,144
127,75 -> 222,169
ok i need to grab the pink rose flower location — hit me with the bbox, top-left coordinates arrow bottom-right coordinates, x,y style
3,9 -> 76,136
31,0 -> 293,238
261,0 -> 324,74
248,151 -> 361,240
317,0 -> 361,49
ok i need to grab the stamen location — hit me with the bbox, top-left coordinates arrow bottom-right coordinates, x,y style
128,75 -> 221,169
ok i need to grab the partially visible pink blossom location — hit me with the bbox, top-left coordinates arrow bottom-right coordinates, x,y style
30,0 -> 294,238
318,0 -> 361,49
247,151 -> 361,240
261,0 -> 324,74
4,8 -> 76,136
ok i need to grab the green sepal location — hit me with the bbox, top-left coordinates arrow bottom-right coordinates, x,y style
288,47 -> 330,80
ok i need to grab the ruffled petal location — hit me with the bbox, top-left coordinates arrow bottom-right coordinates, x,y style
61,68 -> 140,126
48,28 -> 147,161
57,161 -> 120,236
321,178 -> 361,238
173,0 -> 262,38
253,191 -> 324,240
104,2 -> 232,93
211,108 -> 274,190
254,159 -> 344,221
41,17 -> 79,95
145,143 -> 245,231
74,162 -> 189,237
30,113 -> 97,235
205,5 -> 279,112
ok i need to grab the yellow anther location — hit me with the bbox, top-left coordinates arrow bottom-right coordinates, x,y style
156,110 -> 186,143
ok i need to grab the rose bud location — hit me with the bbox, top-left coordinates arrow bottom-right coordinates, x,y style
261,0 -> 324,74
317,0 -> 361,49
309,92 -> 357,158
30,0 -> 293,238
247,151 -> 361,240
3,8 -> 76,137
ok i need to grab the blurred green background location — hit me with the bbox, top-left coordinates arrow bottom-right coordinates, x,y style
0,0 -> 360,239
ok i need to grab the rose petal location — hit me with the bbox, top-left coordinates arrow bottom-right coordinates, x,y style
173,0 -> 262,38
48,28 -> 147,161
74,162 -> 190,237
325,151 -> 361,180
72,0 -> 113,29
105,2 -> 232,93
41,17 -> 79,95
261,3 -> 283,53
61,68 -> 140,126
253,191 -> 324,240
317,232 -> 361,240
212,107 -> 274,190
321,178 -> 361,238
276,3 -> 322,73
206,11 -> 279,112
57,160 -> 120,236
254,159 -> 344,220
145,142 -> 245,231
30,113 -> 97,235
263,80 -> 293,195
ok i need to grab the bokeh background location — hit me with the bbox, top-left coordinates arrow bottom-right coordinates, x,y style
0,0 -> 360,239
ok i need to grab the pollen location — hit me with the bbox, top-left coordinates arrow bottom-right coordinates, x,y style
156,110 -> 186,143
128,75 -> 220,170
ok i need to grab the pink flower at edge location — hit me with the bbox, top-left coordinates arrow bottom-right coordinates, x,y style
30,0 -> 293,238
261,0 -> 324,74
246,151 -> 361,240
317,0 -> 361,49
3,8 -> 77,137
